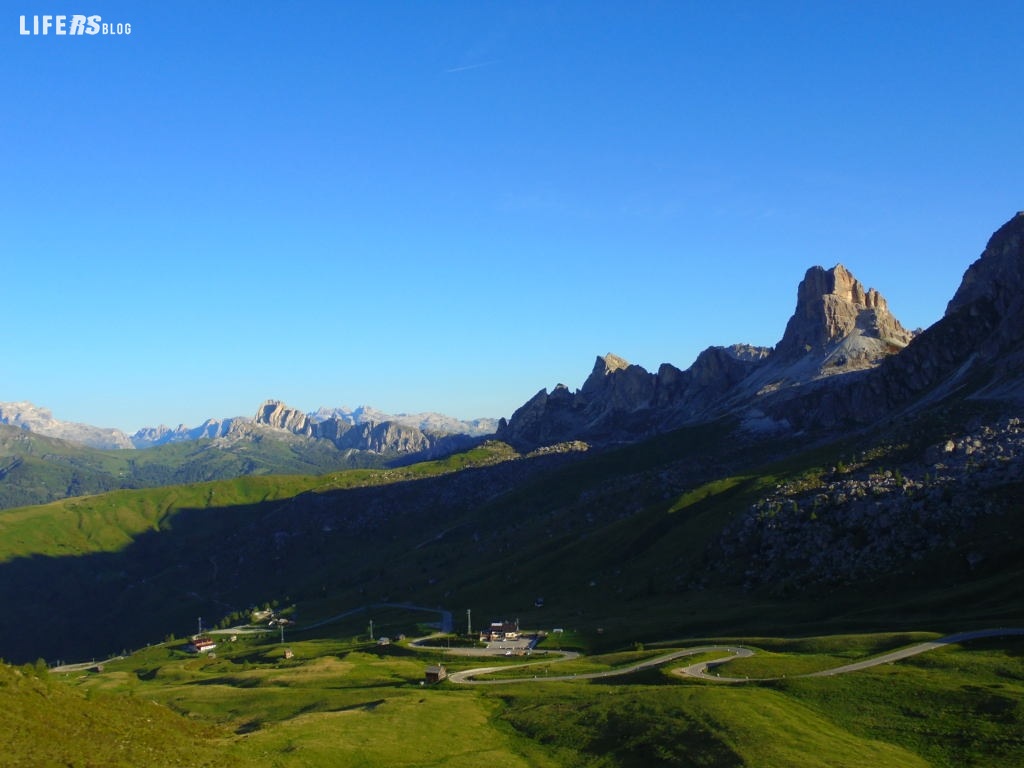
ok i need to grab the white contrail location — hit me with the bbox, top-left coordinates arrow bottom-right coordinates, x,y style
445,61 -> 497,73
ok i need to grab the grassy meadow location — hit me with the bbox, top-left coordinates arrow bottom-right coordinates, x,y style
6,612 -> 1015,768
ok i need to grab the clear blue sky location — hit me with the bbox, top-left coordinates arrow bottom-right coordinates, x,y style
3,1 -> 1022,431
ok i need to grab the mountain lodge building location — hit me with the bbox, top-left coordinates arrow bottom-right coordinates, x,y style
480,619 -> 520,642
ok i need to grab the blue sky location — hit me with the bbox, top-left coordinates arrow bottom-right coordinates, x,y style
3,1 -> 1022,431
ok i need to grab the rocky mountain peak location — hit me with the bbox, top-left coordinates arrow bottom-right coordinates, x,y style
773,263 -> 913,365
580,353 -> 656,403
946,211 -> 1024,318
581,353 -> 632,394
595,353 -> 630,376
251,399 -> 481,458
254,400 -> 314,436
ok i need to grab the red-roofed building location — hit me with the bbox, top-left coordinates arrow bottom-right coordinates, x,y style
187,637 -> 217,654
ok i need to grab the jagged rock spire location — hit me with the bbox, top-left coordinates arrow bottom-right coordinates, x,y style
580,353 -> 632,394
255,400 -> 314,436
774,264 -> 913,362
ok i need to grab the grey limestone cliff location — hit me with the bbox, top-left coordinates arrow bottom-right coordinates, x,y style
774,263 -> 913,363
253,399 -> 478,457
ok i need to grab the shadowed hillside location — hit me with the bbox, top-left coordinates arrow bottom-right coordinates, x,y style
2,400 -> 1021,664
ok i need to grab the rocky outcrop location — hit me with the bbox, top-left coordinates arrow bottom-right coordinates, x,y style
255,401 -> 315,436
774,264 -> 913,364
131,418 -> 240,448
254,399 -> 479,458
311,405 -> 499,437
496,384 -> 585,449
0,402 -> 133,449
946,212 -> 1024,318
496,345 -> 779,448
655,345 -> 772,410
942,211 -> 1024,399
334,421 -> 431,454
579,353 -> 657,404
714,416 -> 1024,590
496,355 -> 654,448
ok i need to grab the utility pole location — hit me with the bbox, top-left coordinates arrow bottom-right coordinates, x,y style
466,608 -> 472,637
198,616 -> 202,636
280,623 -> 285,645
369,619 -> 374,641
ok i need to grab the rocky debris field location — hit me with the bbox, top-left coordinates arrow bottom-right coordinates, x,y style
713,417 -> 1024,590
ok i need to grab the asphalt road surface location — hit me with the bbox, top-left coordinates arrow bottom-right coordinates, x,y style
449,627 -> 1024,685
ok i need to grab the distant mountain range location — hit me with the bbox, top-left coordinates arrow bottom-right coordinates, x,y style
0,400 -> 500,510
0,401 -> 500,451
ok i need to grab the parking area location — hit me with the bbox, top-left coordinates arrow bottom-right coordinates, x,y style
485,636 -> 537,655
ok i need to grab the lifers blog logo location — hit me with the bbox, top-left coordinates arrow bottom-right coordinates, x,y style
19,14 -> 131,36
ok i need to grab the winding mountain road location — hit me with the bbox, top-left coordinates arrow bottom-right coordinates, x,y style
448,627 -> 1024,685
447,645 -> 748,685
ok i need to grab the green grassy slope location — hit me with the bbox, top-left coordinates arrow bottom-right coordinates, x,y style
0,441 -> 535,662
0,422 -> 398,511
38,619 -> 1024,768
0,662 -> 232,767
0,440 -> 520,564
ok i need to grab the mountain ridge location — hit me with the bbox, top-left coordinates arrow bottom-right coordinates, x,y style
0,400 -> 496,451
0,402 -> 497,511
497,214 -> 1024,450
496,260 -> 917,448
